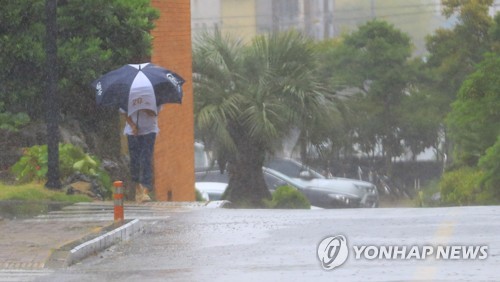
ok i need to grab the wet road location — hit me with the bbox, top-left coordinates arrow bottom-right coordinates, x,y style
39,206 -> 499,282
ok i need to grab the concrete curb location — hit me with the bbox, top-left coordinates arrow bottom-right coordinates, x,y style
45,218 -> 144,268
67,219 -> 144,266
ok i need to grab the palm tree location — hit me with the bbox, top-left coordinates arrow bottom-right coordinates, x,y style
193,29 -> 337,207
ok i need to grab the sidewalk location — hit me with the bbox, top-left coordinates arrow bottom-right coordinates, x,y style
0,201 -> 206,270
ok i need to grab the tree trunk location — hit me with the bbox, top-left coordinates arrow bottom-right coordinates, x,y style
223,135 -> 271,207
45,0 -> 61,189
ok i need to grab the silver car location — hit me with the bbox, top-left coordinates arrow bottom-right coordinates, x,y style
195,164 -> 378,208
265,158 -> 379,208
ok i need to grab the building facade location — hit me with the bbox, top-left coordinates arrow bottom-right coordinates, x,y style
191,0 -> 336,41
191,0 -> 455,55
191,0 -> 222,40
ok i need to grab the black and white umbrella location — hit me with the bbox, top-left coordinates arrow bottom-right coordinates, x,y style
92,63 -> 185,115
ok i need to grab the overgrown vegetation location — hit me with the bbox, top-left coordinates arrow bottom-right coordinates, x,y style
11,143 -> 112,197
0,1 -> 160,188
439,168 -> 490,205
264,186 -> 311,209
440,52 -> 500,205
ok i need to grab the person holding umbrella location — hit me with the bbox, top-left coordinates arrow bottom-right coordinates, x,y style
92,62 -> 184,203
120,106 -> 161,202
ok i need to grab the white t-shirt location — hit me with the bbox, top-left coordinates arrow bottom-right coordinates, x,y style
120,107 -> 162,135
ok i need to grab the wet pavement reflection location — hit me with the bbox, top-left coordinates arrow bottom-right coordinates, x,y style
38,206 -> 500,281
0,200 -> 68,220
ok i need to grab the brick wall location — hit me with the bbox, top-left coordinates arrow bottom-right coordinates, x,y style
151,0 -> 194,201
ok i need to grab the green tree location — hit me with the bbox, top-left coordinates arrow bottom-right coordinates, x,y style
443,52 -> 500,204
429,1 -> 500,205
333,0 -> 448,55
56,0 -> 159,117
0,0 -> 159,157
489,12 -> 500,50
0,1 -> 46,117
323,20 -> 414,170
446,52 -> 500,166
427,0 -> 493,101
314,20 -> 444,168
312,39 -> 352,164
193,30 -> 336,206
478,137 -> 500,200
398,59 -> 443,161
424,0 -> 494,162
398,96 -> 441,160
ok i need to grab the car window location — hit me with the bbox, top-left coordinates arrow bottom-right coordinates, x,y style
208,192 -> 222,201
264,168 -> 304,189
265,158 -> 325,179
263,172 -> 287,191
195,170 -> 229,183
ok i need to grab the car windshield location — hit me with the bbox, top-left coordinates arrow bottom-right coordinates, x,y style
263,167 -> 307,189
265,158 -> 325,179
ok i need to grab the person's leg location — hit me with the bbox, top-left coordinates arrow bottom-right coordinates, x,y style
128,135 -> 145,203
127,135 -> 141,184
139,133 -> 156,193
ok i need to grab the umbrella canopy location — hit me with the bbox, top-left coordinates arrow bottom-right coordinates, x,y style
92,63 -> 185,115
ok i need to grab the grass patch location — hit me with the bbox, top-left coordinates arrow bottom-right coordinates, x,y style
378,195 -> 417,208
0,182 -> 92,203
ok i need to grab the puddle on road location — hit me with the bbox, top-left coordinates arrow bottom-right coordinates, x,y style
0,200 -> 69,219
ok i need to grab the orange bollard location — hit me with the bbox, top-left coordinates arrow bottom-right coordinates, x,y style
113,181 -> 124,222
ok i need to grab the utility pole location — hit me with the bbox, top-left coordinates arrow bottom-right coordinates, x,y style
45,0 -> 61,189
332,0 -> 336,37
323,0 -> 329,39
371,0 -> 376,19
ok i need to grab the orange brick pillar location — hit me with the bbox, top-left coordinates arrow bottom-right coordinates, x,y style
150,0 -> 194,201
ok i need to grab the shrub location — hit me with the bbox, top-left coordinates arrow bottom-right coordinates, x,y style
11,145 -> 48,183
194,188 -> 205,201
11,143 -> 111,197
264,185 -> 310,209
0,111 -> 30,132
478,137 -> 500,201
439,167 -> 493,205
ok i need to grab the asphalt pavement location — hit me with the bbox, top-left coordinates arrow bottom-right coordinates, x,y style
1,202 -> 499,282
23,205 -> 500,282
0,201 -> 206,271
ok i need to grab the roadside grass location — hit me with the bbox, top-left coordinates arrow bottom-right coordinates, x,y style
378,195 -> 416,208
0,182 -> 92,203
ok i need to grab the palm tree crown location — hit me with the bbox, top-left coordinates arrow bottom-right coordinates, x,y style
193,29 -> 337,206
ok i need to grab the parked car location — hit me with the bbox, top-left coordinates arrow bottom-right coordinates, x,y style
195,182 -> 227,201
195,164 -> 378,208
265,158 -> 379,208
